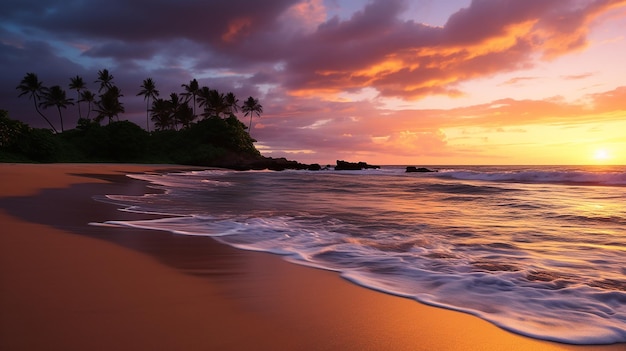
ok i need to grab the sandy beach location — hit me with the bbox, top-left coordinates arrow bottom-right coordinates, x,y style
0,163 -> 623,351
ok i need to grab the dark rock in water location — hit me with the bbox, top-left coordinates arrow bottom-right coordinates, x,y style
213,153 -> 312,171
335,160 -> 381,170
248,157 -> 311,171
213,155 -> 385,172
406,166 -> 438,173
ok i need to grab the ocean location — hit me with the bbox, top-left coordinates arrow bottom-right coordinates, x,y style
98,165 -> 626,345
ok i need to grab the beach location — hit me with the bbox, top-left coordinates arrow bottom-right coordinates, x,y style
0,163 -> 623,351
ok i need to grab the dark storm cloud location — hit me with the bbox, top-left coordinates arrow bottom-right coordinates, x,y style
0,38 -> 88,125
1,0 -> 295,43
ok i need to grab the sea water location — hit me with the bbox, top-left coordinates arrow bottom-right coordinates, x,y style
99,165 -> 626,344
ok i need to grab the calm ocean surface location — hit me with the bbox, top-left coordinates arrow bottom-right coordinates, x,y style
100,165 -> 626,344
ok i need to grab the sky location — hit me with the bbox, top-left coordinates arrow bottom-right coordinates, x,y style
1,0 -> 625,165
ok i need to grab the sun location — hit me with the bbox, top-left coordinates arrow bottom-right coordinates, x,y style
592,148 -> 610,162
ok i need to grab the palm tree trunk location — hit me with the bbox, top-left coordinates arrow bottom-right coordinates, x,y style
56,106 -> 64,132
34,97 -> 58,133
77,92 -> 82,119
146,98 -> 150,132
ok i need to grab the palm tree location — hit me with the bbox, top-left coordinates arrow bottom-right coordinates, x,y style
181,78 -> 199,117
168,93 -> 183,131
225,92 -> 239,115
242,96 -> 263,134
137,78 -> 159,132
69,75 -> 86,119
39,85 -> 74,132
176,103 -> 195,129
16,72 -> 58,133
201,89 -> 228,118
94,85 -> 124,124
196,86 -> 211,118
79,90 -> 96,120
150,98 -> 174,131
95,69 -> 114,92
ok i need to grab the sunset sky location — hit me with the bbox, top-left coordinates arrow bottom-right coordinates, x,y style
1,0 -> 625,165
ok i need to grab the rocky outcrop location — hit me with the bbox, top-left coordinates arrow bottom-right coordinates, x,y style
334,160 -> 381,170
248,157 -> 311,171
406,166 -> 438,173
212,155 -> 380,172
307,163 -> 322,171
229,156 -> 311,171
210,151 -> 327,171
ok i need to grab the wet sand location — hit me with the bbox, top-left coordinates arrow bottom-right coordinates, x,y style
1,163 -> 623,350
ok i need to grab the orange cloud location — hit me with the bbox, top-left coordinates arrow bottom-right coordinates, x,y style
500,76 -> 539,85
562,73 -> 594,80
256,83 -> 626,164
287,87 -> 344,99
537,0 -> 626,58
371,129 -> 449,157
281,0 -> 626,102
589,86 -> 626,111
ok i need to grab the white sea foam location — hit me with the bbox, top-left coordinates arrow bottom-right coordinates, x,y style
97,166 -> 626,345
436,168 -> 626,185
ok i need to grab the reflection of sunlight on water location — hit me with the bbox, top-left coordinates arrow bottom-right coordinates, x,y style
102,167 -> 626,344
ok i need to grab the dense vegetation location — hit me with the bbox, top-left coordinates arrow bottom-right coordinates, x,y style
0,108 -> 261,166
1,71 -> 277,168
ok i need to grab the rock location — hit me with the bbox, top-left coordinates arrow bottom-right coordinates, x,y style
211,153 -> 312,171
196,152 -> 327,172
249,157 -> 311,171
334,160 -> 381,170
406,166 -> 437,173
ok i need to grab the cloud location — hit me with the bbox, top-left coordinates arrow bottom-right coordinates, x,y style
278,0 -> 626,100
500,76 -> 540,85
4,0 -> 294,44
589,85 -> 626,111
561,72 -> 595,80
3,0 -> 624,103
1,0 -> 625,163
0,38 -> 86,123
253,85 -> 626,159
279,0 -> 328,33
372,129 -> 449,157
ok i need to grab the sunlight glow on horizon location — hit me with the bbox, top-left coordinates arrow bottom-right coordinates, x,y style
592,148 -> 616,165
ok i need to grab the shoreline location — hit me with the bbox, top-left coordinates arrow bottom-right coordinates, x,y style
1,163 -> 624,350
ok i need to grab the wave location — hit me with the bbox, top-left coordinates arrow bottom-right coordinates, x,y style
436,169 -> 626,186
93,167 -> 626,345
424,183 -> 518,195
98,213 -> 626,345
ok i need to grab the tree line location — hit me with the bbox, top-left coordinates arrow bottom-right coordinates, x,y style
16,70 -> 263,134
3,70 -> 265,165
